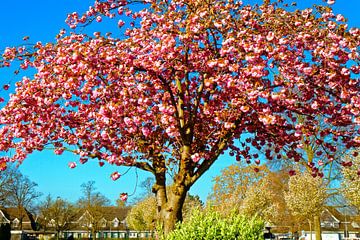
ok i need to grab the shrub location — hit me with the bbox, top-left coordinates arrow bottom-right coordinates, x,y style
165,209 -> 264,240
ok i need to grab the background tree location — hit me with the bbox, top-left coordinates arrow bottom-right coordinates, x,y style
3,168 -> 41,229
341,150 -> 360,209
208,164 -> 295,229
38,195 -> 77,240
268,113 -> 355,240
208,163 -> 268,216
126,196 -> 157,231
284,171 -> 328,240
0,165 -> 18,206
0,0 -> 359,233
77,181 -> 110,240
240,170 -> 294,227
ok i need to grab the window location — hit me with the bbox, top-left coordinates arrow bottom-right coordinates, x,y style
100,218 -> 107,228
113,218 -> 119,228
12,218 -> 20,228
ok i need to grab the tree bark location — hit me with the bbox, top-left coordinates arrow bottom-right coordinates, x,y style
314,215 -> 322,240
156,183 -> 188,235
152,152 -> 190,235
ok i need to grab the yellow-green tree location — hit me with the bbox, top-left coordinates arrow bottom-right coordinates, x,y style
284,171 -> 328,240
208,163 -> 268,216
126,196 -> 157,231
341,151 -> 360,208
241,170 -> 293,227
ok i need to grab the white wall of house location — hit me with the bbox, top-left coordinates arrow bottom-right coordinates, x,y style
303,232 -> 360,240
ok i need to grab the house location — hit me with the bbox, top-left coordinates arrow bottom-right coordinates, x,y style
0,207 -> 38,240
41,206 -> 153,239
272,206 -> 360,240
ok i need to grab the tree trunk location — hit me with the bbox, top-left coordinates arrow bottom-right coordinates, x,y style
314,215 -> 322,240
160,187 -> 188,235
153,174 -> 189,235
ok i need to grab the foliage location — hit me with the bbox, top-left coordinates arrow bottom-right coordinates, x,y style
209,164 -> 294,226
284,171 -> 328,222
208,163 -> 268,215
127,196 -> 157,231
0,0 -> 359,232
165,209 -> 264,240
341,151 -> 360,208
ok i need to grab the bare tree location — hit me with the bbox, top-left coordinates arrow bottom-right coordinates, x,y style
77,181 -> 110,240
0,166 -> 17,205
38,195 -> 77,240
1,167 -> 41,229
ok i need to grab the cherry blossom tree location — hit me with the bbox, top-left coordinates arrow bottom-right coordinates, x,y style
0,0 -> 360,233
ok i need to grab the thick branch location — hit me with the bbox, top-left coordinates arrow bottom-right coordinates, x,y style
190,116 -> 243,185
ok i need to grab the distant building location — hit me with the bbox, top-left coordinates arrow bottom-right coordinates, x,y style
38,206 -> 153,239
272,206 -> 360,240
0,207 -> 38,240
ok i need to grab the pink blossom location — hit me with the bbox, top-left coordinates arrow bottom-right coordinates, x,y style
54,147 -> 65,155
191,153 -> 201,163
118,20 -> 125,27
341,68 -> 350,76
327,0 -> 335,5
96,16 -> 102,22
68,162 -> 77,169
328,21 -> 336,30
303,67 -> 313,75
266,31 -> 275,42
141,126 -> 151,137
79,158 -> 88,164
336,14 -> 345,22
120,193 -> 128,201
111,171 -> 121,181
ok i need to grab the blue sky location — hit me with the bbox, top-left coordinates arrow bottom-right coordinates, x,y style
0,0 -> 360,205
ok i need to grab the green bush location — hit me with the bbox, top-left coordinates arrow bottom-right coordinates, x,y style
165,209 -> 264,240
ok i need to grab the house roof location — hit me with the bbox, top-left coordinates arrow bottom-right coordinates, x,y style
71,206 -> 130,231
101,206 -> 130,221
0,209 -> 10,224
75,206 -> 130,222
270,206 -> 360,233
0,207 -> 34,223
